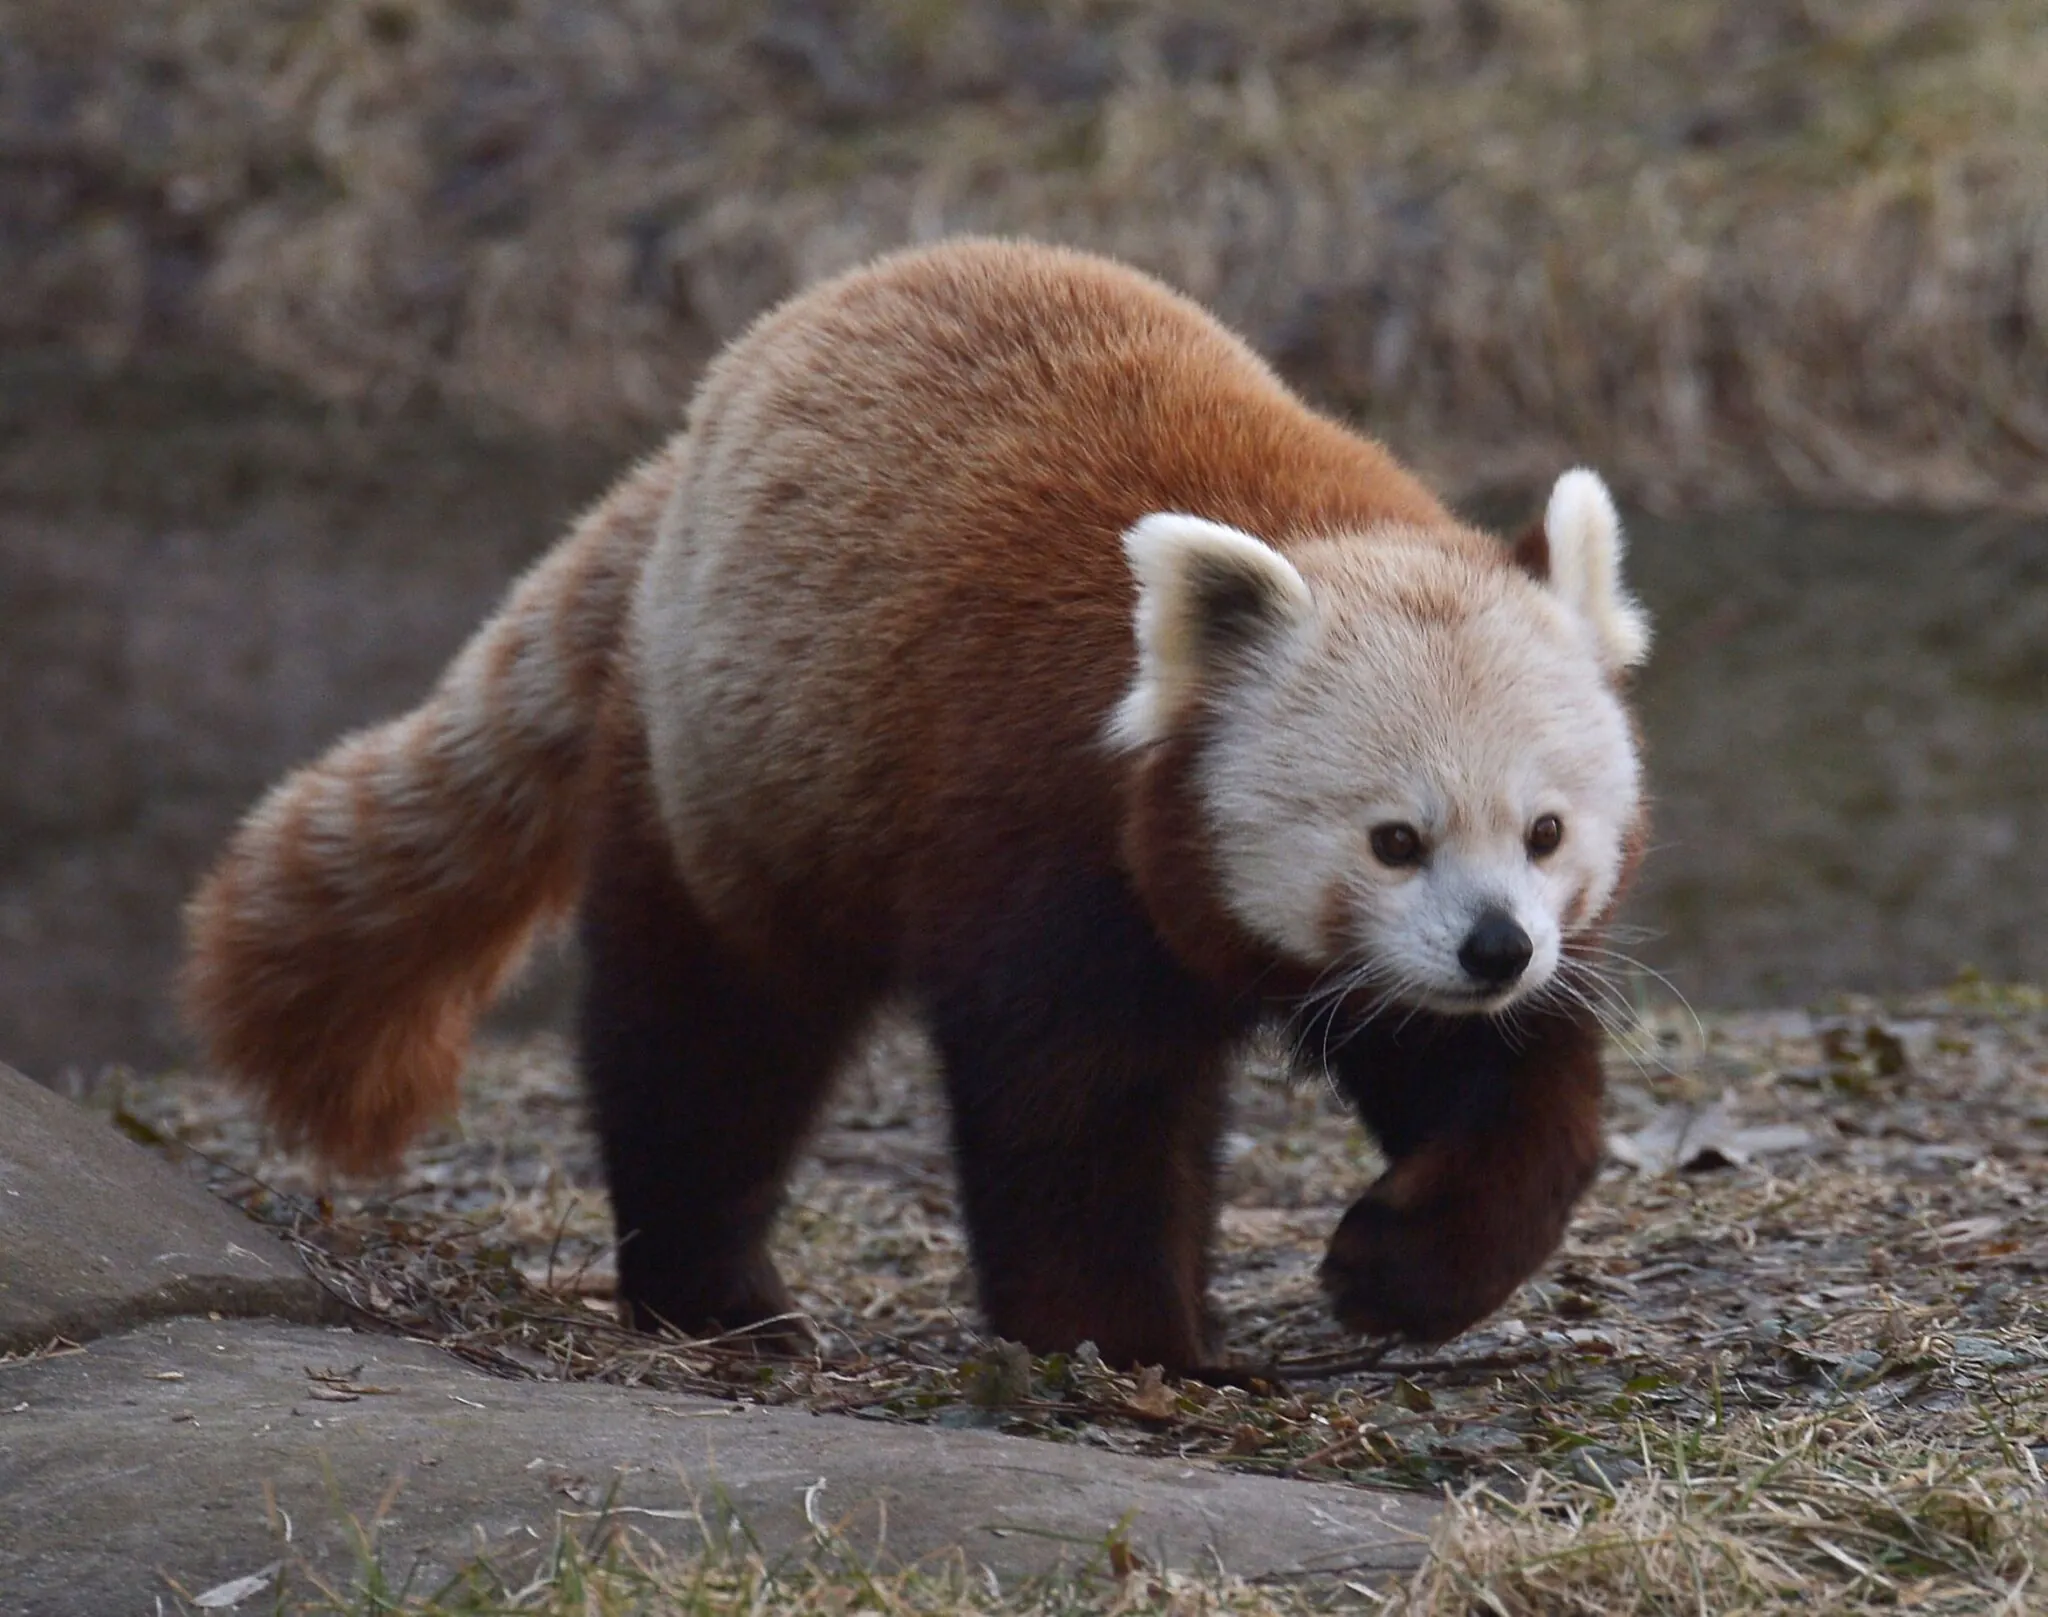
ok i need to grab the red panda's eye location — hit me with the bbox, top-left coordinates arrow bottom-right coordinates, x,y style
1369,823 -> 1424,868
1528,814 -> 1564,857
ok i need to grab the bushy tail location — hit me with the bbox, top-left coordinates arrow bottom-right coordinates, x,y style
182,442 -> 684,1173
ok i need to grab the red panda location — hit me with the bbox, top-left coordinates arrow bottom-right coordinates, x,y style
184,239 -> 1650,1372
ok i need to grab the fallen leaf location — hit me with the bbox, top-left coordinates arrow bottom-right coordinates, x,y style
1126,1365 -> 1179,1420
1608,1095 -> 1814,1175
192,1563 -> 279,1608
548,1469 -> 600,1505
1225,1422 -> 1266,1455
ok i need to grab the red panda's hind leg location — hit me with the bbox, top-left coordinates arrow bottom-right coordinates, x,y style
920,862 -> 1248,1374
577,746 -> 873,1350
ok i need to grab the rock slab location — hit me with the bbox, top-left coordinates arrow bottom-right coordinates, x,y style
0,1062 -> 336,1352
2,1318 -> 1437,1613
0,1062 -> 1437,1610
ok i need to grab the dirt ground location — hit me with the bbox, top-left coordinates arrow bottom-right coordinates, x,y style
115,981 -> 2048,1610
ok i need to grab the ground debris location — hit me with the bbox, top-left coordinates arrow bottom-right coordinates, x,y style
1607,1093 -> 1817,1174
120,985 -> 2048,1612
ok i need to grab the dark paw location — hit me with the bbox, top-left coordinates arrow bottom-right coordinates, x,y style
1318,1193 -> 1524,1344
620,1293 -> 818,1356
618,1252 -> 816,1355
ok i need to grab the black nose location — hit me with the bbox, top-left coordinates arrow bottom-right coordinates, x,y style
1458,909 -> 1532,988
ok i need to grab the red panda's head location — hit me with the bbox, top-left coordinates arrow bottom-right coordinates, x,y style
1110,469 -> 1649,1020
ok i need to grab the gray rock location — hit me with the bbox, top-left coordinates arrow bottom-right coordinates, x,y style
0,1062 -> 338,1352
0,1055 -> 1437,1610
1,1318 -> 1438,1613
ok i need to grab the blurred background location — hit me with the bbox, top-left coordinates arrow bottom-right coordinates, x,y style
3,0 -> 2044,1080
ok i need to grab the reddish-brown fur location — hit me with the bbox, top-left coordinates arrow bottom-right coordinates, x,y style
182,443 -> 682,1171
185,240 -> 1639,1370
1320,1008 -> 1607,1340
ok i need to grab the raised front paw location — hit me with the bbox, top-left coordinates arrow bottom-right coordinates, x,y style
1317,1182 -> 1554,1343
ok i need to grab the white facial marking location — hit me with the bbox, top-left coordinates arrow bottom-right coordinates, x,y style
1544,468 -> 1652,673
1193,529 -> 1646,1014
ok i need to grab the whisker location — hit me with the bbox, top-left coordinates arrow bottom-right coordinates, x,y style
1567,944 -> 1705,1047
1557,959 -> 1637,1025
1545,961 -> 1686,1077
1315,960 -> 1398,1069
1539,979 -> 1639,1061
1279,955 -> 1393,1075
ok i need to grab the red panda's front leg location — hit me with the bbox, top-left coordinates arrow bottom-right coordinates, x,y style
919,862 -> 1246,1373
1319,1005 -> 1606,1342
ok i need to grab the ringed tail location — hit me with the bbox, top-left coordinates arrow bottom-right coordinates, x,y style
180,443 -> 682,1174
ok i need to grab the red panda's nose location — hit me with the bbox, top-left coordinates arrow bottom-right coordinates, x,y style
1458,909 -> 1532,987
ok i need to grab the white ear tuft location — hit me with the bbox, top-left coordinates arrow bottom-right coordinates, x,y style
1544,468 -> 1651,673
1107,512 -> 1313,750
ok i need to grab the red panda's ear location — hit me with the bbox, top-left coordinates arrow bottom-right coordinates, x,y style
1511,520 -> 1550,581
1108,513 -> 1313,749
1539,469 -> 1651,673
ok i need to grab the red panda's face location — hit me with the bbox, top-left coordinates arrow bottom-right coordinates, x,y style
1194,557 -> 1642,1016
1111,473 -> 1649,1021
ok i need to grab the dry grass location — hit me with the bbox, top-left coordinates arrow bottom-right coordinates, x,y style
1399,1422 -> 2046,1615
228,1522 -> 1327,1617
113,980 -> 2048,1612
7,0 -> 2048,511
195,1485 -> 1328,1616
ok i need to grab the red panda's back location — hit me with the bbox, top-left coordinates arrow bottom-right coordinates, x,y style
630,240 -> 1453,964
